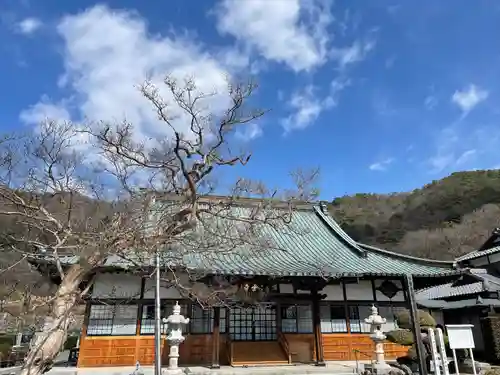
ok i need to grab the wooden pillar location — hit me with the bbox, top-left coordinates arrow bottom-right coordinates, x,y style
312,290 -> 325,366
211,307 -> 221,369
77,302 -> 91,368
404,275 -> 428,375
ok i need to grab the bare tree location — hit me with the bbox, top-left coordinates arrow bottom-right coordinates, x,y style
398,203 -> 500,259
0,77 -> 318,375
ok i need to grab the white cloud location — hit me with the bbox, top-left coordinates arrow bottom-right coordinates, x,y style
235,123 -> 263,141
427,127 -> 459,173
214,0 -> 333,72
427,126 -> 499,173
424,95 -> 438,110
21,5 -> 236,145
369,158 -> 394,171
20,99 -> 70,124
281,85 -> 334,133
17,17 -> 42,34
455,149 -> 477,166
451,84 -> 489,113
280,78 -> 349,134
330,39 -> 376,69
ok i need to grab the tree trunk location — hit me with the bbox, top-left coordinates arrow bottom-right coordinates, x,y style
19,265 -> 87,375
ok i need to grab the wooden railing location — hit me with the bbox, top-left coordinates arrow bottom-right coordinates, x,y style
277,332 -> 291,364
226,335 -> 233,365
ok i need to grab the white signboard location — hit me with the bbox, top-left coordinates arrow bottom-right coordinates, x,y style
446,324 -> 475,349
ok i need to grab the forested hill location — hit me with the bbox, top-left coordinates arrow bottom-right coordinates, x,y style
328,169 -> 500,261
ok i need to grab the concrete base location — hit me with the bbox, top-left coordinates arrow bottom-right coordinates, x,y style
41,361 -> 371,375
162,369 -> 183,375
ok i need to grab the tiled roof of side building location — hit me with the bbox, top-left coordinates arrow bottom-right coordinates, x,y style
455,245 -> 500,262
455,229 -> 500,262
31,204 -> 460,278
416,269 -> 500,300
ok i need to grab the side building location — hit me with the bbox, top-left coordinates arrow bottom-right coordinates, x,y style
31,202 -> 461,368
416,229 -> 500,361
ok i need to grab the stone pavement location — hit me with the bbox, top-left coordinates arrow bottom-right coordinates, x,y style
0,360 -> 370,375
40,362 -> 368,375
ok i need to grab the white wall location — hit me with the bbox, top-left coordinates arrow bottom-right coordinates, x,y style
279,284 -> 294,294
345,280 -> 373,300
91,273 -> 142,299
143,278 -> 183,299
322,284 -> 344,301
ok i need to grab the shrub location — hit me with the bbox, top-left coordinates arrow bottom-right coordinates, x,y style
395,309 -> 436,330
0,343 -> 12,362
484,368 -> 500,375
0,336 -> 15,346
386,329 -> 414,346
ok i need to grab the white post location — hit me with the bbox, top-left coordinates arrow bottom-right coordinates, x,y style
154,250 -> 162,375
452,349 -> 459,375
428,328 -> 441,375
469,348 -> 477,375
15,332 -> 22,347
436,328 -> 449,375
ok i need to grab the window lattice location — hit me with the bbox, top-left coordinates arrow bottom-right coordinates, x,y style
320,304 -> 347,333
87,304 -> 138,336
349,305 -> 372,333
190,305 -> 213,333
281,304 -> 313,333
140,302 -> 188,335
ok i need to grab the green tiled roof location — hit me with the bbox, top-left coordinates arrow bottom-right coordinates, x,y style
32,204 -> 458,278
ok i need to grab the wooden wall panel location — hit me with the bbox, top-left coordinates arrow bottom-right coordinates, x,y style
219,335 -> 229,366
178,335 -> 212,365
79,336 -> 140,367
322,334 -> 408,361
79,335 -> 215,367
284,333 -> 315,363
79,333 -> 408,367
323,334 -> 351,361
384,341 -> 409,359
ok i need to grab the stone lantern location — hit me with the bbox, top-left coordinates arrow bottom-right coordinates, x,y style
364,305 -> 392,374
162,302 -> 190,375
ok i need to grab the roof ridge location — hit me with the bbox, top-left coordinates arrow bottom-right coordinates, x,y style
415,281 -> 453,295
456,249 -> 480,261
357,242 -> 456,267
312,206 -> 367,256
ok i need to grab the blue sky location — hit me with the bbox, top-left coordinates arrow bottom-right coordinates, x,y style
1,0 -> 499,200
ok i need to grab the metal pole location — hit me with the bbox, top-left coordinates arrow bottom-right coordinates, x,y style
404,274 -> 428,375
154,250 -> 162,375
